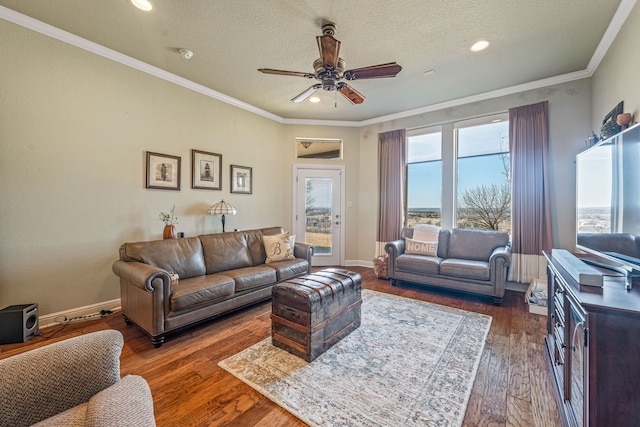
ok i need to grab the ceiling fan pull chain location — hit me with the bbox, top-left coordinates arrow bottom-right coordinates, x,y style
335,91 -> 337,108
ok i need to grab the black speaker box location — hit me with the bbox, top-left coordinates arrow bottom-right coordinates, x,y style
0,303 -> 39,344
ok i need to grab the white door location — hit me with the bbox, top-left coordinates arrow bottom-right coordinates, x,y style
294,167 -> 344,266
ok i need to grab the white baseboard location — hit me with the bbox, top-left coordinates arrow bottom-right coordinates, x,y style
344,260 -> 374,268
39,298 -> 121,329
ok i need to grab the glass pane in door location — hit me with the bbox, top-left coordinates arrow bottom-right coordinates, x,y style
305,178 -> 332,255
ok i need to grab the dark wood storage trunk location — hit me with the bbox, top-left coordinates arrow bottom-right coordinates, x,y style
271,268 -> 362,362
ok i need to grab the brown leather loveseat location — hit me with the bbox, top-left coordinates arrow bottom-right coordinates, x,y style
112,226 -> 313,347
385,227 -> 511,305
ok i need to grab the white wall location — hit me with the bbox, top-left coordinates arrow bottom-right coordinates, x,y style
592,2 -> 640,130
0,20 -> 286,315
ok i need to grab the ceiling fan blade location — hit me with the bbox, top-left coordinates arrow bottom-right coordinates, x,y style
258,68 -> 314,78
316,34 -> 341,69
343,62 -> 402,80
338,84 -> 366,105
291,84 -> 322,103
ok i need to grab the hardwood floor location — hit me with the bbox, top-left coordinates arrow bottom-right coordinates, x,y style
0,267 -> 561,427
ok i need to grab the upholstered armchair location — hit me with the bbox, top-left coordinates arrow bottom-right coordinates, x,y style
0,330 -> 155,427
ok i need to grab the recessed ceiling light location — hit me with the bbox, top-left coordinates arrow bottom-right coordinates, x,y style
491,118 -> 502,123
309,96 -> 321,103
130,0 -> 152,11
179,48 -> 193,60
423,69 -> 435,76
470,40 -> 490,52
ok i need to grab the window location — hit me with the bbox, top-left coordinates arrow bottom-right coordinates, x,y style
406,128 -> 442,227
456,118 -> 510,232
405,114 -> 510,232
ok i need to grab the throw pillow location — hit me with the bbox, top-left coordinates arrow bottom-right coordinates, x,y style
412,224 -> 440,242
264,232 -> 296,263
405,237 -> 438,257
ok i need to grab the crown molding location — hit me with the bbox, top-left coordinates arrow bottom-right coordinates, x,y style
0,5 -> 284,124
1,3 -> 632,128
586,0 -> 637,75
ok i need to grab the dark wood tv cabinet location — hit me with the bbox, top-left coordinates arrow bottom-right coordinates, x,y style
544,250 -> 640,427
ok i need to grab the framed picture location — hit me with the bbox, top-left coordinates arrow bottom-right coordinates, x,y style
230,165 -> 252,194
146,151 -> 181,190
602,101 -> 624,124
191,149 -> 222,190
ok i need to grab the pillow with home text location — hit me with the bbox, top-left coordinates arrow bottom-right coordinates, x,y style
405,237 -> 438,257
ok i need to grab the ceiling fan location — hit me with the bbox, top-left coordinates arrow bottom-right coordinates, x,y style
258,22 -> 402,105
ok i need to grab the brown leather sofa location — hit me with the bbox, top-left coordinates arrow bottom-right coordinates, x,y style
385,227 -> 511,305
112,226 -> 313,347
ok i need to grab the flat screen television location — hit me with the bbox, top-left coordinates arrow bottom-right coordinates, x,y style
576,122 -> 640,278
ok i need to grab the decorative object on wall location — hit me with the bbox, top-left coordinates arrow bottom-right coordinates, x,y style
230,165 -> 253,194
600,101 -> 624,140
585,131 -> 599,148
600,120 -> 622,140
208,199 -> 236,232
191,149 -> 222,190
617,112 -> 632,130
146,151 -> 181,190
159,204 -> 178,239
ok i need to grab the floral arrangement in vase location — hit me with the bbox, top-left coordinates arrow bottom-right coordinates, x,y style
159,205 -> 178,239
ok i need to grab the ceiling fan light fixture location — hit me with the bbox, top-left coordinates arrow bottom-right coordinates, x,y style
291,84 -> 321,103
130,0 -> 152,11
309,96 -> 321,103
470,40 -> 490,52
259,22 -> 401,106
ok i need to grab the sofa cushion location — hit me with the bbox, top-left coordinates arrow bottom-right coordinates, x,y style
405,237 -> 438,256
412,224 -> 440,241
170,274 -> 235,311
264,232 -> 296,263
447,229 -> 510,262
267,258 -> 310,281
440,258 -> 490,281
121,237 -> 206,279
396,254 -> 441,275
199,232 -> 253,274
244,229 -> 267,265
223,265 -> 276,292
402,227 -> 450,258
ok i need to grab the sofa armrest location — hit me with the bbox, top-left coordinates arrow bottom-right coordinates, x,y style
385,240 -> 405,273
385,240 -> 405,257
85,375 -> 156,427
0,330 -> 124,427
112,260 -> 171,293
489,245 -> 512,267
294,241 -> 314,263
488,246 -> 512,293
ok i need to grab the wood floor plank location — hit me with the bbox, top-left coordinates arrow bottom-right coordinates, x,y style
506,395 -> 535,427
528,341 -> 562,427
508,330 -> 531,401
0,266 -> 561,427
480,333 -> 510,420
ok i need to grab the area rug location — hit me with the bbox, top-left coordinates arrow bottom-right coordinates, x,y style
219,290 -> 491,427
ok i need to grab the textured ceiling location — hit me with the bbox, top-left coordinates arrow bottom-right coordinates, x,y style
0,0 -> 627,122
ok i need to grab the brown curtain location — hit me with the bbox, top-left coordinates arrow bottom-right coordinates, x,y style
508,101 -> 552,283
376,129 -> 406,255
